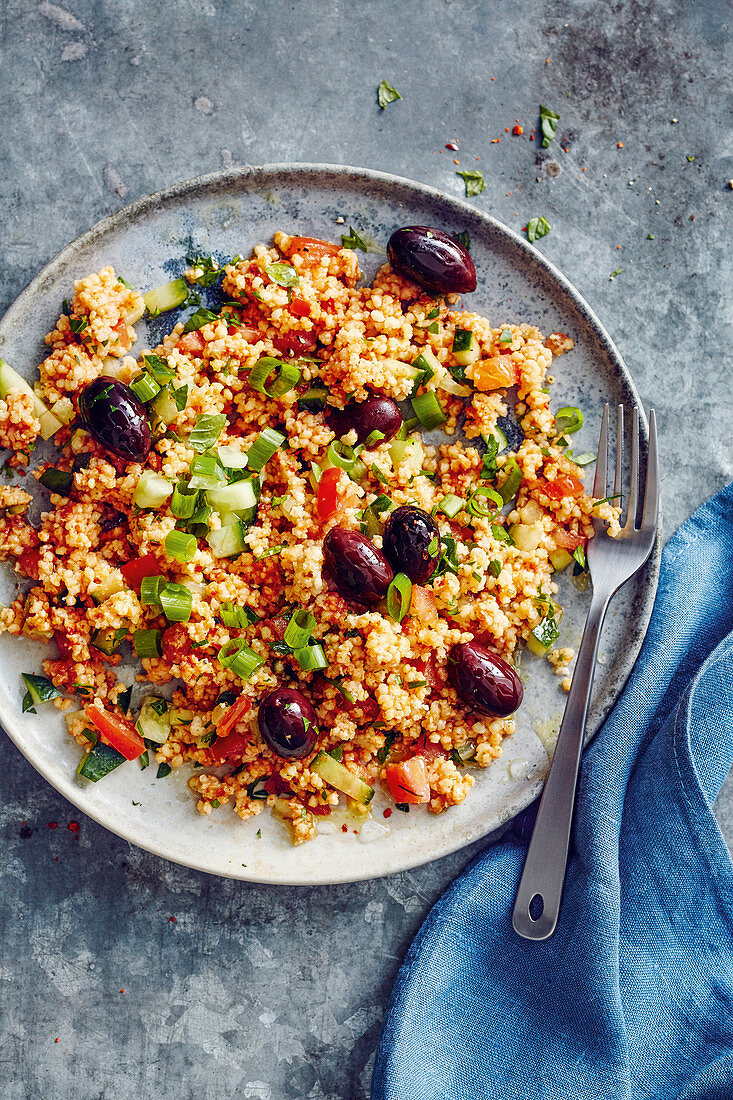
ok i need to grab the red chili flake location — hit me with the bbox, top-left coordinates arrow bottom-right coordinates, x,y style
445,141 -> 458,151
491,138 -> 501,144
383,808 -> 393,818
68,821 -> 79,835
513,124 -> 524,135
341,823 -> 348,833
120,989 -> 125,994
504,127 -> 510,133
47,822 -> 58,830
170,916 -> 176,923
55,1038 -> 59,1043
353,829 -> 358,834
529,135 -> 535,141
521,226 -> 528,232
452,158 -> 459,165
617,141 -> 624,148
490,76 -> 495,81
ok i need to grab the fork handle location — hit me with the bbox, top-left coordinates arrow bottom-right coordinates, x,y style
512,587 -> 612,940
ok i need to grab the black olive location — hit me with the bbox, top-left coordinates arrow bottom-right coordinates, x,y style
258,687 -> 317,760
79,377 -> 151,463
326,395 -> 402,445
382,505 -> 441,584
448,641 -> 523,717
323,527 -> 394,604
387,226 -> 477,295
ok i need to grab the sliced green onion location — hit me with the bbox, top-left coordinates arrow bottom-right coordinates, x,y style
284,609 -> 316,649
133,629 -> 162,658
573,452 -> 596,467
21,673 -> 62,714
206,521 -> 246,558
499,459 -> 523,503
466,485 -> 503,518
140,574 -> 165,605
189,452 -> 225,490
38,468 -> 73,495
130,373 -> 161,402
159,582 -> 193,622
294,643 -> 328,672
217,445 -> 248,470
298,382 -> 329,413
165,529 -> 197,563
248,357 -> 302,398
327,440 -> 357,472
363,430 -> 385,448
217,638 -> 264,680
412,391 -> 447,430
189,413 -> 226,453
143,354 -> 175,384
133,470 -> 173,509
171,481 -> 199,519
220,602 -> 257,628
438,493 -> 465,518
555,406 -> 583,435
387,573 -> 412,623
246,427 -> 286,472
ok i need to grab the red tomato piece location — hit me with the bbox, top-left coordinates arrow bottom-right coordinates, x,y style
554,529 -> 586,551
273,329 -> 319,357
289,296 -> 311,318
287,236 -> 341,262
16,548 -> 41,580
85,703 -> 145,760
410,585 -> 437,621
413,732 -> 448,761
120,554 -> 160,590
385,757 -> 431,804
211,729 -> 250,765
178,330 -> 206,355
216,694 -> 252,740
544,471 -> 584,500
316,467 -> 343,524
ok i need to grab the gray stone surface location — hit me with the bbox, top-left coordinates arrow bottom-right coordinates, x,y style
0,2 -> 730,1097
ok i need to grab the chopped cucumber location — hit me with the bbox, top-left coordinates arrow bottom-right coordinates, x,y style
438,493 -> 465,518
88,569 -> 126,604
217,445 -> 248,469
311,750 -> 374,805
206,521 -> 247,558
50,397 -> 75,425
412,347 -> 441,375
125,298 -> 146,326
452,329 -> 479,366
297,382 -> 329,413
206,479 -> 258,519
527,603 -> 563,657
136,696 -> 171,744
77,741 -> 126,782
90,627 -> 127,655
143,278 -> 188,314
151,386 -> 181,427
509,522 -> 543,552
0,358 -> 61,440
133,470 -> 173,509
549,547 -> 573,572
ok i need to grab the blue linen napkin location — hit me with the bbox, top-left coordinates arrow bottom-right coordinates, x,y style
372,484 -> 733,1100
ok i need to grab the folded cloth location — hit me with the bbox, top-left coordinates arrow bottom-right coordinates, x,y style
372,484 -> 733,1100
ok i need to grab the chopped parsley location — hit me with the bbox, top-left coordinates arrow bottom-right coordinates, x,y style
377,80 -> 402,108
183,306 -> 218,333
453,230 -> 471,251
341,226 -> 368,251
186,254 -> 221,287
609,269 -> 623,280
156,762 -> 172,779
456,170 -> 485,197
539,104 -> 559,148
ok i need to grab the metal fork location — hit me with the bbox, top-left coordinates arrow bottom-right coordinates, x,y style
512,404 -> 659,941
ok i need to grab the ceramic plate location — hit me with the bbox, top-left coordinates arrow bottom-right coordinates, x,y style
0,164 -> 660,884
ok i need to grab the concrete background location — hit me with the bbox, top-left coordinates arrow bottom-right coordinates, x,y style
0,1 -> 730,1097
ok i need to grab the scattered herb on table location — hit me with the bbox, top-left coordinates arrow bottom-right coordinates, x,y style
539,105 -> 560,148
377,80 -> 401,108
456,170 -> 485,197
341,227 -> 368,251
527,217 -> 551,243
609,268 -> 623,280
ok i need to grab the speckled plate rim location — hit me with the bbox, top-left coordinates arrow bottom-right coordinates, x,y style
0,163 -> 661,884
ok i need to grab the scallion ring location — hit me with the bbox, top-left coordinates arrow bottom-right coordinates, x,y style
171,482 -> 199,519
283,608 -> 317,649
555,406 -> 584,436
248,357 -> 302,398
387,573 -> 412,623
293,643 -> 328,672
246,427 -> 286,473
140,574 -> 165,606
159,582 -> 193,623
466,485 -> 503,518
411,391 -> 447,430
499,459 -> 523,504
133,629 -> 162,658
327,440 -> 358,472
217,638 -> 264,680
164,530 -> 197,563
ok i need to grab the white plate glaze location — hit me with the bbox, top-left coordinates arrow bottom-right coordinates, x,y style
0,164 -> 659,884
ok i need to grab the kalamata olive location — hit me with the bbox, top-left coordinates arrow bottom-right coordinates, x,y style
382,505 -> 441,584
326,395 -> 402,445
323,527 -> 394,604
448,641 -> 523,717
79,377 -> 151,463
387,226 -> 477,295
258,687 -> 317,760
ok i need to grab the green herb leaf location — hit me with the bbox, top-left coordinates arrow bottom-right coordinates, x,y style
156,762 -> 172,779
387,573 -> 412,623
488,559 -> 502,578
264,262 -> 299,288
183,306 -> 218,333
188,413 -> 226,453
609,269 -> 623,280
480,434 -> 500,480
341,226 -> 368,251
527,216 -> 551,243
377,79 -> 402,108
456,170 -> 485,197
186,254 -> 221,287
453,230 -> 471,251
539,104 -> 560,148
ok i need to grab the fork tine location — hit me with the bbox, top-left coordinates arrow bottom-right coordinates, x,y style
624,407 -> 640,529
593,404 -> 609,499
642,408 -> 659,534
613,405 -> 624,504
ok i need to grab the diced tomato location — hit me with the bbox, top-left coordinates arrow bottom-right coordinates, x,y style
316,467 -> 343,523
85,703 -> 145,760
120,554 -> 160,589
178,330 -> 206,355
543,471 -> 584,500
54,630 -> 75,660
287,236 -> 341,262
413,732 -> 448,761
289,296 -> 311,318
310,804 -> 332,816
216,694 -> 252,740
554,529 -> 586,551
274,329 -> 319,357
264,774 -> 292,796
385,757 -> 431,804
211,729 -> 250,765
161,623 -> 192,663
410,585 -> 437,621
16,548 -> 41,580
